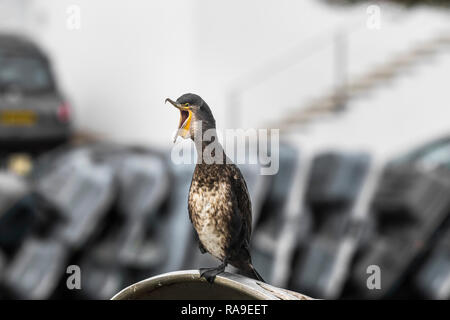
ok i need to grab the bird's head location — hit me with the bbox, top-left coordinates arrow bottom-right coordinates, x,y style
166,93 -> 215,142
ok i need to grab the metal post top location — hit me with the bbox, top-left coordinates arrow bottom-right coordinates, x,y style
111,270 -> 314,300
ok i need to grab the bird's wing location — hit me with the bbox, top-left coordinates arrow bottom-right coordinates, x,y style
228,164 -> 252,244
187,171 -> 195,224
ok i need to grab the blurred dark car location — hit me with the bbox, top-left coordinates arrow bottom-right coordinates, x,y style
0,34 -> 71,149
350,136 -> 450,299
389,136 -> 450,170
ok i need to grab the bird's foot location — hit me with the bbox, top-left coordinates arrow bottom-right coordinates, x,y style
199,264 -> 226,284
199,243 -> 207,254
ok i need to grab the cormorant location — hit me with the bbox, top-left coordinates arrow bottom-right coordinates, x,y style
166,93 -> 265,284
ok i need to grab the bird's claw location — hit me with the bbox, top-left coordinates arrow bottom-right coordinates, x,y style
199,266 -> 225,284
199,244 -> 207,254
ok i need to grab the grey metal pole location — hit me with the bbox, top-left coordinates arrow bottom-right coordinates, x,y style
334,31 -> 348,111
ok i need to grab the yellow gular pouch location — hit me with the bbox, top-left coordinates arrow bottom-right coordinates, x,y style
177,108 -> 192,139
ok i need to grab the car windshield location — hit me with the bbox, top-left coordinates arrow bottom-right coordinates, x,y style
0,54 -> 54,93
391,139 -> 450,170
416,142 -> 450,170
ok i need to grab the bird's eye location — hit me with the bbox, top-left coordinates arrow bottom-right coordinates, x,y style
185,103 -> 190,107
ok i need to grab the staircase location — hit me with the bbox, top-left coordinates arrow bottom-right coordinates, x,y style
274,32 -> 450,130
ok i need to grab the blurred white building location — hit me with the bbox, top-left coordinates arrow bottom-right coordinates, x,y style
1,0 -> 450,159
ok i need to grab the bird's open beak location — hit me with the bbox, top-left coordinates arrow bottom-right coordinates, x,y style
166,98 -> 193,142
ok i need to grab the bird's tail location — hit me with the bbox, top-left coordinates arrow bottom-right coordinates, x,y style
241,263 -> 265,283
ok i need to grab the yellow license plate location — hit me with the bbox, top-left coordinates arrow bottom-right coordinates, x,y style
0,110 -> 37,126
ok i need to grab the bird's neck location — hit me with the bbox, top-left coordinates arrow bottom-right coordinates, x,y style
192,126 -> 226,165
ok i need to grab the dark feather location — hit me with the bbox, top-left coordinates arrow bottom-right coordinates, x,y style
188,161 -> 254,268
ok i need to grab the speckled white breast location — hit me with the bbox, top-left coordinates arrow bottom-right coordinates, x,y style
190,181 -> 230,260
